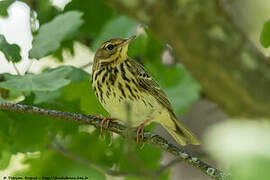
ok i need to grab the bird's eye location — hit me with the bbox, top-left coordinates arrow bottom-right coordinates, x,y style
106,44 -> 114,50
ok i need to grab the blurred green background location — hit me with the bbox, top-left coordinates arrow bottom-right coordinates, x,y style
0,0 -> 270,179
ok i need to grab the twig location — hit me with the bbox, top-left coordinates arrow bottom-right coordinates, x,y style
24,60 -> 34,74
0,102 -> 230,180
47,132 -> 183,178
80,62 -> 93,69
156,158 -> 182,175
46,133 -> 144,178
11,62 -> 21,75
3,57 -> 21,75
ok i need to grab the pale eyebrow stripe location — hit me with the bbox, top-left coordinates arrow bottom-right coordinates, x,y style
102,41 -> 122,49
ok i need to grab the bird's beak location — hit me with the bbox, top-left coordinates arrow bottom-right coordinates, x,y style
121,35 -> 136,47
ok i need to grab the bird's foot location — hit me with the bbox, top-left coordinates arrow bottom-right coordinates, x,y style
136,118 -> 153,143
94,114 -> 117,142
100,117 -> 117,135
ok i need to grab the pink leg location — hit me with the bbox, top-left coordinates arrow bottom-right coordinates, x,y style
136,118 -> 153,143
100,117 -> 117,135
136,126 -> 143,143
93,114 -> 117,145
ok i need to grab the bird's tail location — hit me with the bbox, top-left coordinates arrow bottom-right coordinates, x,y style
164,116 -> 200,146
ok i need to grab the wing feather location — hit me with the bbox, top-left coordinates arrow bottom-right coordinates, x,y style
127,59 -> 175,117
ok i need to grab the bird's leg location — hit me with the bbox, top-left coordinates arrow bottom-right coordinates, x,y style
100,117 -> 117,135
136,118 -> 153,143
93,114 -> 117,137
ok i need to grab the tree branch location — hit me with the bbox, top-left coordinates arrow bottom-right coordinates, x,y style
0,102 -> 229,180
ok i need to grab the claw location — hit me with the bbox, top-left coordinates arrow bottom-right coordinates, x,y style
100,117 -> 116,136
136,118 -> 153,143
108,132 -> 114,146
136,126 -> 143,143
98,116 -> 117,145
100,118 -> 106,135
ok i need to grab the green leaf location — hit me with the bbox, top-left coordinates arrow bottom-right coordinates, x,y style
64,0 -> 115,39
0,67 -> 72,92
150,64 -> 201,115
62,79 -> 108,116
128,33 -> 148,57
21,148 -> 105,179
92,16 -> 139,50
0,112 -> 12,169
0,66 -> 89,93
0,88 -> 23,103
0,0 -> 15,17
19,0 -> 60,25
29,11 -> 84,59
0,66 -> 89,104
0,150 -> 12,170
0,74 -> 24,103
119,144 -> 162,173
162,65 -> 201,115
260,20 -> 270,48
160,170 -> 170,180
66,66 -> 89,82
0,34 -> 22,62
32,0 -> 60,25
34,90 -> 62,104
136,144 -> 162,170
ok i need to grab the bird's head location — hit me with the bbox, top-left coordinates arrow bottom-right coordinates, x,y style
94,35 -> 136,66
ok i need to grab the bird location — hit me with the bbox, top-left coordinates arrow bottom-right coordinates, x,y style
91,35 -> 200,146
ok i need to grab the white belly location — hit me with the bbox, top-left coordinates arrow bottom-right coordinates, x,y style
102,90 -> 162,126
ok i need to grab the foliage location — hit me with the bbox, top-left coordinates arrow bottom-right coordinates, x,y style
0,34 -> 21,63
64,0 -> 116,41
29,0 -> 60,25
92,16 -> 139,50
0,0 -> 200,179
260,20 -> 270,48
0,66 -> 72,92
0,0 -> 15,17
29,11 -> 84,59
